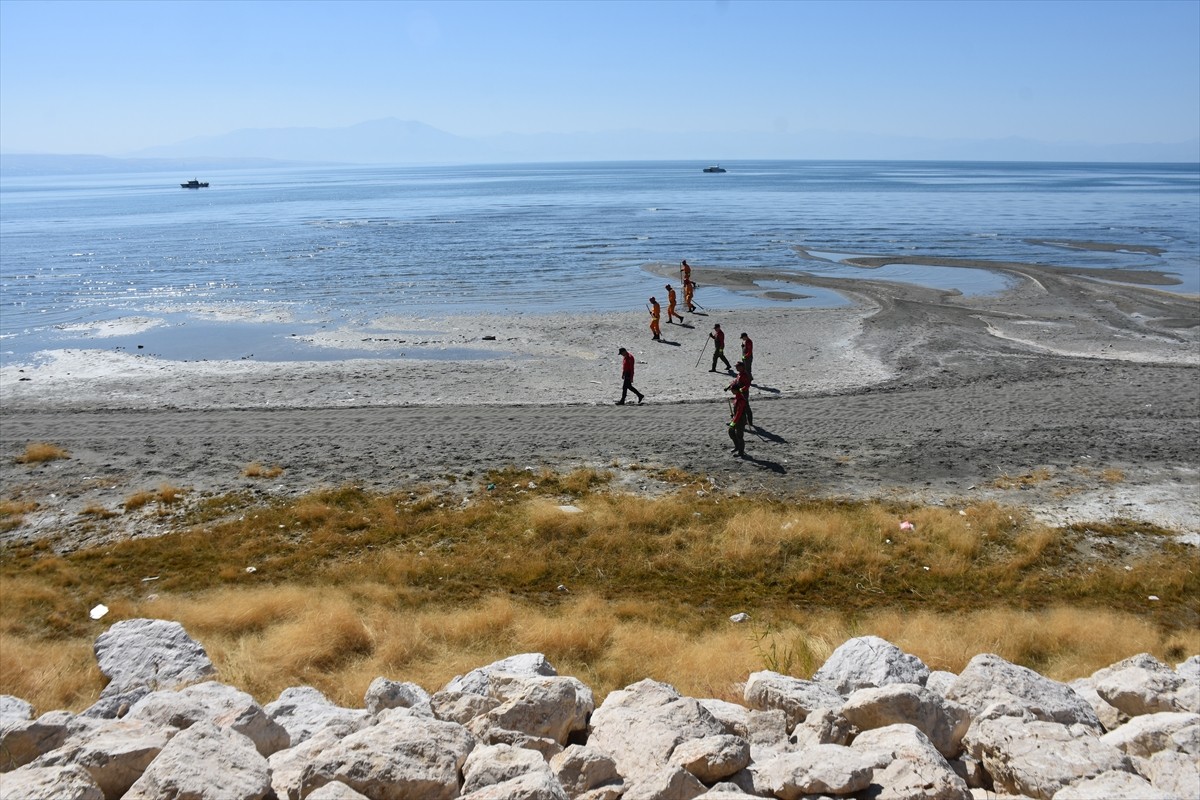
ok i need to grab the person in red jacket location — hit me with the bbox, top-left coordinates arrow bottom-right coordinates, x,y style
617,347 -> 644,405
726,360 -> 753,428
728,389 -> 749,457
709,324 -> 732,372
739,332 -> 754,379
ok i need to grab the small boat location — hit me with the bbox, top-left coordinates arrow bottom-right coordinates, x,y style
180,179 -> 209,189
703,165 -> 727,173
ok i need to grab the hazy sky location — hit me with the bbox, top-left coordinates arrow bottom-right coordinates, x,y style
2,0 -> 1197,155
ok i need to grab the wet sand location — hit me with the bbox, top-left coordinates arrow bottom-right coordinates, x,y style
2,257 -> 1198,545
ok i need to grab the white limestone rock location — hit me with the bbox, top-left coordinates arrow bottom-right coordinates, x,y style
0,764 -> 104,800
306,782 -> 371,800
264,685 -> 369,746
1134,749 -> 1200,798
122,719 -> 272,800
267,720 -> 362,800
697,698 -> 750,738
1176,655 -> 1200,683
753,743 -> 876,798
429,690 -> 501,725
461,742 -> 560,795
30,718 -> 173,800
1100,710 -> 1199,758
621,765 -> 707,800
743,670 -> 845,730
962,712 -> 1132,800
0,711 -> 70,772
1092,654 -> 1191,716
0,695 -> 34,727
812,636 -> 931,694
1067,677 -> 1124,732
445,653 -> 558,696
473,673 -> 594,745
790,706 -> 856,750
93,618 -> 215,699
126,680 -> 290,757
459,769 -> 570,800
945,653 -> 1102,731
924,671 -> 958,697
298,708 -> 476,800
1052,769 -> 1177,800
669,734 -> 751,783
851,723 -> 970,800
840,682 -> 971,758
364,678 -> 433,717
587,679 -> 727,782
549,745 -> 624,800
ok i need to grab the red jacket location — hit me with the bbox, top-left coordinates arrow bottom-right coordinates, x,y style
622,351 -> 635,378
741,336 -> 753,360
730,392 -> 749,425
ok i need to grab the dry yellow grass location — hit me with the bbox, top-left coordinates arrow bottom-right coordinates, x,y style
14,442 -> 70,464
243,462 -> 285,478
1,471 -> 1195,713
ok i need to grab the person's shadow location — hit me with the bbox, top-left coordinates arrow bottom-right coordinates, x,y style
750,382 -> 781,394
656,337 -> 682,347
749,424 -> 787,444
738,453 -> 786,474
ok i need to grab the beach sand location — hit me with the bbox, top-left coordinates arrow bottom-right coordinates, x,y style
3,256 -> 1198,547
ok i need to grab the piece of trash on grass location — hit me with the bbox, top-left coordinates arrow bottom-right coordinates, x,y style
557,505 -> 582,514
556,584 -> 569,592
141,576 -> 159,582
958,510 -> 967,516
90,604 -> 108,620
899,521 -> 914,531
1148,595 -> 1160,601
729,612 -> 750,623
245,566 -> 257,574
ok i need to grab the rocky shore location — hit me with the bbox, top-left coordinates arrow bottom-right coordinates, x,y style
2,619 -> 1197,799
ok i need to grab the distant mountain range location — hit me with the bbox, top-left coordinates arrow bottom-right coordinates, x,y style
3,117 -> 1197,174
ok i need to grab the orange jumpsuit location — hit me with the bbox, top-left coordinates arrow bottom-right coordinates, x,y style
665,286 -> 683,323
649,300 -> 661,340
683,279 -> 696,312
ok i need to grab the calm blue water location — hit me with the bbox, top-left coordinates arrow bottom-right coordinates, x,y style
2,160 -> 1197,361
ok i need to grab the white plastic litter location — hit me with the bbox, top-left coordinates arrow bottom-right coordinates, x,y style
245,566 -> 257,574
557,505 -> 582,514
90,604 -> 109,620
899,521 -> 914,531
729,612 -> 750,623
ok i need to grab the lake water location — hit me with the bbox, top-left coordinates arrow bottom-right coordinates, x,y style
2,160 -> 1197,362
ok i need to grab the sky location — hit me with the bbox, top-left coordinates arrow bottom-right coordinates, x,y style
1,0 -> 1198,156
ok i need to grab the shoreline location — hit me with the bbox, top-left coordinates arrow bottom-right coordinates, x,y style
2,259 -> 1198,544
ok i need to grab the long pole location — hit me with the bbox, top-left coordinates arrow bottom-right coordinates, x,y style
695,335 -> 710,368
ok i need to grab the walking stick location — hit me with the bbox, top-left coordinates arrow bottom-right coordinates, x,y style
695,336 -> 710,368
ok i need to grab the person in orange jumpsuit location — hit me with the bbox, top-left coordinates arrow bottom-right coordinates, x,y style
664,284 -> 684,324
617,347 -> 644,405
728,389 -> 749,457
680,259 -> 691,285
709,323 -> 731,371
739,332 -> 754,379
683,277 -> 697,312
648,297 -> 662,340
